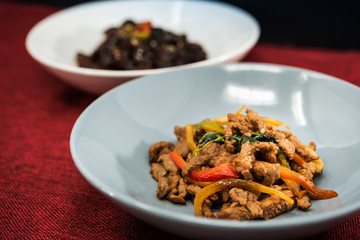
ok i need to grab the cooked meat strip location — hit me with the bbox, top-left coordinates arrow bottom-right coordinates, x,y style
246,201 -> 264,219
167,178 -> 188,204
159,153 -> 180,175
182,142 -> 223,176
204,202 -> 252,220
148,141 -> 174,163
246,108 -> 266,133
291,162 -> 316,180
186,184 -> 202,196
224,139 -> 237,153
205,191 -> 294,220
289,135 -> 319,162
229,188 -> 259,206
309,141 -> 317,151
235,141 -> 255,180
253,161 -> 280,186
182,154 -> 210,177
235,142 -> 278,180
275,132 -> 295,160
224,113 -> 252,136
252,161 -> 267,177
261,194 -> 294,220
254,142 -> 278,163
150,163 -> 167,180
157,176 -> 171,198
260,163 -> 280,187
174,126 -> 190,157
213,151 -> 238,166
297,194 -> 312,210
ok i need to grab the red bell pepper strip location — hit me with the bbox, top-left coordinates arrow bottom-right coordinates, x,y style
169,151 -> 239,182
169,151 -> 186,170
189,163 -> 239,182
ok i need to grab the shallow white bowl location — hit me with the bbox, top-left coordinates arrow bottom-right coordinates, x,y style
26,0 -> 260,95
70,63 -> 360,240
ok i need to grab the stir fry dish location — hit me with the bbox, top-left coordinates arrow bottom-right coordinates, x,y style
148,107 -> 338,220
77,20 -> 207,70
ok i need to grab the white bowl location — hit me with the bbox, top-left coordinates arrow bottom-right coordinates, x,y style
70,63 -> 360,240
25,0 -> 260,95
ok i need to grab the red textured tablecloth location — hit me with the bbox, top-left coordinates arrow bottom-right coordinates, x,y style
1,1 -> 359,239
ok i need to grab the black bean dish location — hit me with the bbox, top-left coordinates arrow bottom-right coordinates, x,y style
77,20 -> 207,70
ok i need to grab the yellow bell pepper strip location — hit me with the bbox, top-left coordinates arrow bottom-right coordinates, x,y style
279,166 -> 338,199
186,177 -> 213,187
277,149 -> 291,169
186,124 -> 197,152
305,146 -> 324,173
261,117 -> 290,130
210,116 -> 228,126
293,152 -> 324,174
235,105 -> 246,116
169,151 -> 239,182
193,179 -> 295,217
311,159 -> 324,173
195,121 -> 225,135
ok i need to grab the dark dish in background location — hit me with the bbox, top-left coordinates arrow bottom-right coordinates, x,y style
77,20 -> 207,70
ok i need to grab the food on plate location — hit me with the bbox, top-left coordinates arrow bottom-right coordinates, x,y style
77,20 -> 207,70
148,107 -> 337,220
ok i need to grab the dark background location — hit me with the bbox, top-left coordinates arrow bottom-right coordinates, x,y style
16,0 -> 360,50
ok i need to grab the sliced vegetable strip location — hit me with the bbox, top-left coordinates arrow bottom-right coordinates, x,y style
279,167 -> 338,199
195,121 -> 225,135
305,146 -> 324,173
169,151 -> 239,182
169,151 -> 186,170
189,163 -> 239,182
235,105 -> 246,116
293,153 -> 307,166
261,117 -> 290,130
194,179 -> 295,216
311,159 -> 324,173
186,124 -> 197,152
210,116 -> 228,126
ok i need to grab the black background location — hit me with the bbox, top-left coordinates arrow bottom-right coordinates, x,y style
17,0 -> 360,50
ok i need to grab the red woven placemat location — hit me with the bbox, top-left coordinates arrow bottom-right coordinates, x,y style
0,1 -> 359,239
